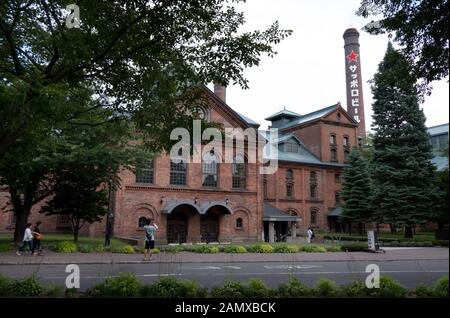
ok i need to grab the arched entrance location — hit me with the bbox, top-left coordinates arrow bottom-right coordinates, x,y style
167,208 -> 188,244
200,205 -> 232,243
201,211 -> 219,243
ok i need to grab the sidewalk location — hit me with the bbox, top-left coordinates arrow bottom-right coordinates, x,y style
0,247 -> 448,265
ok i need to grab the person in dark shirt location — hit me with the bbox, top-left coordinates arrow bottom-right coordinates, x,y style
31,221 -> 43,256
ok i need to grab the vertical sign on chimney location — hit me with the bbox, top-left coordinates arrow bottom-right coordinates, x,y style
343,28 -> 366,140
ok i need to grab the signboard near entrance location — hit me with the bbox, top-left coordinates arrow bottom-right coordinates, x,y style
367,230 -> 379,252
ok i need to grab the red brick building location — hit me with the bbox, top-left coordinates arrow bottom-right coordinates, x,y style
0,85 -> 360,244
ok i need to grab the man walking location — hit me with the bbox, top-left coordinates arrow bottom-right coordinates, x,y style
16,223 -> 34,255
143,218 -> 158,262
31,221 -> 43,256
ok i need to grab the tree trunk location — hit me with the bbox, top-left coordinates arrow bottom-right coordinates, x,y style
348,222 -> 352,235
404,226 -> 414,239
73,218 -> 80,243
358,222 -> 363,236
376,223 -> 380,233
390,224 -> 397,234
13,208 -> 31,243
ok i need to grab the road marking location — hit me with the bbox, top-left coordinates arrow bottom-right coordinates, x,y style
264,265 -> 321,270
184,266 -> 222,270
223,266 -> 241,270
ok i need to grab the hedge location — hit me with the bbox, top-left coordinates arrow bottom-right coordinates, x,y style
1,274 -> 447,298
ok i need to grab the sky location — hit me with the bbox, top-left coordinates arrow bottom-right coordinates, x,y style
208,0 -> 449,131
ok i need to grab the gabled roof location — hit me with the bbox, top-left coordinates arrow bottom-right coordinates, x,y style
236,112 -> 259,126
202,85 -> 260,128
279,104 -> 339,129
263,132 -> 346,168
265,109 -> 302,121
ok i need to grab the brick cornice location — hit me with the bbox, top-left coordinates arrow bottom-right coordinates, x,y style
125,184 -> 257,195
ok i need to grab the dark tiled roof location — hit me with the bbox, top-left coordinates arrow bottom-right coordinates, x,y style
265,109 -> 302,121
263,203 -> 301,221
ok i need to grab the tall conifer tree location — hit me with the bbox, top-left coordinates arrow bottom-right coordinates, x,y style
341,148 -> 373,234
371,43 -> 437,238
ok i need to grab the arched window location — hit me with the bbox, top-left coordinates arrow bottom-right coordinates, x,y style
202,151 -> 218,187
136,159 -> 154,184
170,159 -> 187,185
286,184 -> 294,199
330,134 -> 337,145
343,136 -> 349,147
335,191 -> 341,206
286,169 -> 294,180
330,148 -> 337,162
310,171 -> 318,199
232,155 -> 246,189
138,217 -> 147,228
344,150 -> 351,162
310,208 -> 319,225
236,218 -> 243,229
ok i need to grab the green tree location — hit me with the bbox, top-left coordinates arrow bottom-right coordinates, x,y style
340,148 -> 373,235
357,0 -> 449,96
0,91 -> 134,241
370,43 -> 438,238
40,147 -> 128,242
0,0 -> 292,158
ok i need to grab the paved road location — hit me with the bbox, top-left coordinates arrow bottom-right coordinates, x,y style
0,259 -> 447,291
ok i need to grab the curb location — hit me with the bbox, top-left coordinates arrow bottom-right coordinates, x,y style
1,258 -> 448,266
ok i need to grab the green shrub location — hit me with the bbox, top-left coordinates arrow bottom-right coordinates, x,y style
244,279 -> 274,298
326,245 -> 342,252
0,243 -> 11,252
433,240 -> 449,247
367,276 -> 407,298
77,244 -> 94,253
210,281 -> 246,298
163,246 -> 184,253
111,245 -> 135,254
300,245 -> 327,253
273,245 -> 299,253
9,276 -> 43,297
0,275 -> 12,296
44,283 -> 66,297
54,241 -> 77,253
340,243 -> 368,252
341,281 -> 368,297
92,273 -> 142,297
433,276 -> 449,298
313,278 -> 339,297
249,244 -> 274,253
414,285 -> 434,298
224,245 -> 248,253
93,245 -> 106,253
141,278 -> 206,298
150,248 -> 160,254
194,245 -> 220,254
278,277 -> 310,297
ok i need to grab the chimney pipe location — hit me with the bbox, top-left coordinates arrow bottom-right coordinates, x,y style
214,83 -> 226,103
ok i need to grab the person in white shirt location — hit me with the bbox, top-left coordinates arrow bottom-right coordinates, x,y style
306,227 -> 313,244
16,223 -> 34,255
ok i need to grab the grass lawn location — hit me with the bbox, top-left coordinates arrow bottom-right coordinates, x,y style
0,233 -> 128,252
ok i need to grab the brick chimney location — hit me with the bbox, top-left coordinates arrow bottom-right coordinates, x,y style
214,83 -> 226,103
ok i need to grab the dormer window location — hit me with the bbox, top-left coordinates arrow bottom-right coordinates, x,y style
286,141 -> 299,153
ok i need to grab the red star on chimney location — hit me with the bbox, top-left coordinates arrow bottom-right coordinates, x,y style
346,50 -> 359,62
